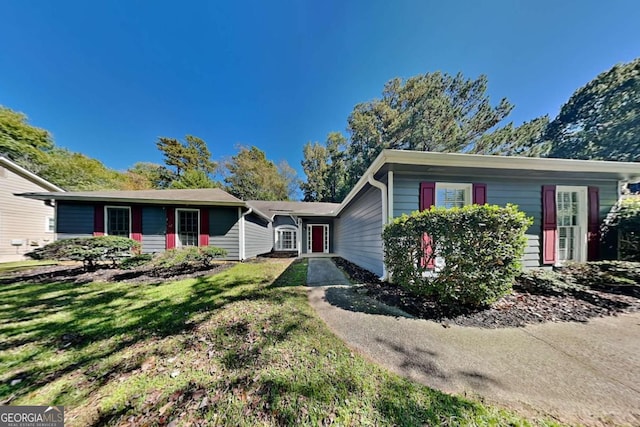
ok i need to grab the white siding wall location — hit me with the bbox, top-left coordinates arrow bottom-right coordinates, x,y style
0,166 -> 56,262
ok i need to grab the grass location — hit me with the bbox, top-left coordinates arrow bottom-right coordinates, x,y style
0,258 -> 560,426
0,260 -> 58,273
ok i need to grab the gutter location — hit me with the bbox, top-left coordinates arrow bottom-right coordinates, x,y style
367,173 -> 389,281
239,207 -> 253,261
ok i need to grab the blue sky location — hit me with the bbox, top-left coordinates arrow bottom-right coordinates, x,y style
1,1 -> 639,180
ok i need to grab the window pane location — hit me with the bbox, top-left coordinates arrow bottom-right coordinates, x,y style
436,188 -> 467,208
107,208 -> 130,237
178,210 -> 199,247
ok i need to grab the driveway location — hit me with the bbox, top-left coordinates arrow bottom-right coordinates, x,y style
306,258 -> 640,426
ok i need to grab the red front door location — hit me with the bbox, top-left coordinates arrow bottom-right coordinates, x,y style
311,226 -> 324,252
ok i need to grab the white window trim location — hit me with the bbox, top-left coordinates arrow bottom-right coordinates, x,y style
435,182 -> 472,208
307,224 -> 329,254
555,186 -> 588,264
275,225 -> 298,251
45,216 -> 55,233
176,208 -> 200,247
104,206 -> 132,237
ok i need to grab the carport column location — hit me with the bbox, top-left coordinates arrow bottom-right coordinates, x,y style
367,173 -> 388,281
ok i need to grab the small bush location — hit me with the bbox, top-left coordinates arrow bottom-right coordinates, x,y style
603,196 -> 640,261
27,236 -> 140,270
383,204 -> 532,307
152,246 -> 227,270
120,253 -> 154,269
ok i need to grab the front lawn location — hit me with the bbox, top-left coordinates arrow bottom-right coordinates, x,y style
0,259 -> 557,426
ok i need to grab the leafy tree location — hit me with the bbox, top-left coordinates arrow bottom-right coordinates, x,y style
473,116 -> 550,156
277,160 -> 300,200
156,135 -> 217,177
0,106 -> 54,166
169,169 -> 217,189
38,148 -> 125,190
224,146 -> 290,200
544,58 -> 640,161
126,162 -> 175,189
345,72 -> 514,185
300,132 -> 349,202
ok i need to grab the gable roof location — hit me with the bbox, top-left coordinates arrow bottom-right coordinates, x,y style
247,200 -> 340,219
337,149 -> 640,215
0,156 -> 64,192
19,188 -> 244,206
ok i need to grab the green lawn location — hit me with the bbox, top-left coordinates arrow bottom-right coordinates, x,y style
0,259 -> 559,426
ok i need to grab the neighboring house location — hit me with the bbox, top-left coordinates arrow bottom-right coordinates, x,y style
21,150 -> 640,277
0,156 -> 64,262
20,189 -> 272,261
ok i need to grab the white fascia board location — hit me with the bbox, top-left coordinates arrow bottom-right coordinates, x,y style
0,156 -> 65,192
335,149 -> 640,216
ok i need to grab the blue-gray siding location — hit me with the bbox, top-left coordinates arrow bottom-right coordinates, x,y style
393,175 -> 619,268
141,206 -> 166,254
244,214 -> 273,258
334,186 -> 384,276
244,214 -> 272,258
56,203 -> 93,238
210,207 -> 240,260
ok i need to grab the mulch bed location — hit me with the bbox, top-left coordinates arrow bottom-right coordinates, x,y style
333,257 -> 640,328
0,262 -> 233,285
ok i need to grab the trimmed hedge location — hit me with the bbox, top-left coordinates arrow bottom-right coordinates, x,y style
152,246 -> 227,269
604,196 -> 640,261
27,236 -> 141,269
383,204 -> 532,307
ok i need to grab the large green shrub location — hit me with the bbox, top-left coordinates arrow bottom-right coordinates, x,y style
27,236 -> 140,269
603,196 -> 640,261
383,204 -> 533,307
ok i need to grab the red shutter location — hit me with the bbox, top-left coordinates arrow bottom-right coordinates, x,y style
419,182 -> 436,211
472,183 -> 487,205
166,208 -> 176,249
199,208 -> 209,247
542,185 -> 557,264
131,206 -> 143,242
419,182 -> 436,269
93,205 -> 105,236
587,186 -> 600,261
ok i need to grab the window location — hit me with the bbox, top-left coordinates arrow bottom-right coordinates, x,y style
46,216 -> 55,233
435,183 -> 471,208
275,226 -> 297,251
106,207 -> 130,237
177,209 -> 199,247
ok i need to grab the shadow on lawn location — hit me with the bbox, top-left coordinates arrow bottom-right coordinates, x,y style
0,263 -> 300,404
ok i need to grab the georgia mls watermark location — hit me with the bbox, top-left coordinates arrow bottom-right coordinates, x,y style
0,406 -> 64,427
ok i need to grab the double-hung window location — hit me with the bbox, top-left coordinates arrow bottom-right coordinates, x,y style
177,209 -> 199,247
275,226 -> 297,251
106,207 -> 131,237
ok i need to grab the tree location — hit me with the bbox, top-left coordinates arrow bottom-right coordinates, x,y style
277,160 -> 300,200
126,162 -> 175,189
169,169 -> 217,189
156,135 -> 217,177
0,106 -> 54,166
38,148 -> 125,190
300,132 -> 349,202
544,58 -> 640,161
224,146 -> 290,201
345,72 -> 514,185
473,116 -> 550,156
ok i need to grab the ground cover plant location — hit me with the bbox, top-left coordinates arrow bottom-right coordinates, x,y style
335,257 -> 640,328
0,259 -> 558,426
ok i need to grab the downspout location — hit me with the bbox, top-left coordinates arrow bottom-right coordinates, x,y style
239,207 -> 253,261
367,173 -> 389,281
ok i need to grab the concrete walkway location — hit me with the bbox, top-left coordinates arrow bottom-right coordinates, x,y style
306,259 -> 640,426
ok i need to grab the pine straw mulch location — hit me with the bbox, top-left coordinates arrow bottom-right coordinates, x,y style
332,257 -> 640,328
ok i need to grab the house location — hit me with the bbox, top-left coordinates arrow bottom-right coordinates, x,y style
20,150 -> 640,277
0,156 -> 64,262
